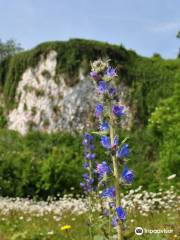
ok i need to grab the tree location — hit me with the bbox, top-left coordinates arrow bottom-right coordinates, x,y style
177,31 -> 180,39
176,31 -> 180,58
0,38 -> 23,62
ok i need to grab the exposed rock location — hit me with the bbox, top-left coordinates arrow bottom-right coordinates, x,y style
8,50 -> 132,135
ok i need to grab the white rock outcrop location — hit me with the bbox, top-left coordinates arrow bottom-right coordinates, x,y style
8,51 -> 97,134
8,50 -> 132,135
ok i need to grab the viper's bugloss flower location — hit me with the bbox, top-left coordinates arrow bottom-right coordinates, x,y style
100,136 -> 111,149
95,104 -> 103,118
116,144 -> 129,158
112,135 -> 118,148
96,161 -> 111,179
80,182 -> 85,187
80,181 -> 93,193
108,86 -> 117,96
101,135 -> 118,149
105,66 -> 117,78
101,187 -> 115,198
83,133 -> 93,145
100,121 -> 109,131
90,71 -> 100,80
83,162 -> 89,168
89,144 -> 95,151
82,132 -> 96,194
83,173 -> 89,180
80,173 -> 94,188
112,105 -> 125,117
116,207 -> 126,220
112,216 -> 118,227
88,178 -> 94,185
122,166 -> 134,184
98,80 -> 108,93
85,152 -> 96,160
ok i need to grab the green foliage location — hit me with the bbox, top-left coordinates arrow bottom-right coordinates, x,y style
148,75 -> 180,187
38,144 -> 83,198
128,57 -> 180,125
0,130 -> 84,198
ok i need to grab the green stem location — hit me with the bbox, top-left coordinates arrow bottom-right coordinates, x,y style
109,105 -> 123,240
108,212 -> 111,240
88,160 -> 94,240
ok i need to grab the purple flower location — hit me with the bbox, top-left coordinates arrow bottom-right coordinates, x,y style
96,161 -> 111,179
85,152 -> 96,160
80,178 -> 94,193
101,187 -> 115,198
83,173 -> 89,180
100,121 -> 109,131
112,135 -> 118,148
112,105 -> 125,117
88,178 -> 94,185
83,133 -> 93,145
112,216 -> 118,227
83,162 -> 89,168
116,207 -> 126,220
80,182 -> 85,187
116,144 -> 129,158
105,67 -> 117,78
100,136 -> 111,149
95,104 -> 103,118
108,87 -> 117,96
98,81 -> 108,94
122,166 -> 134,184
90,71 -> 100,80
89,144 -> 95,151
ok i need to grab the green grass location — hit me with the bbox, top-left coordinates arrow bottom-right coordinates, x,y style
0,209 -> 179,240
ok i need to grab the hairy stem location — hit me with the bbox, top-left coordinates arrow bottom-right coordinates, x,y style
88,160 -> 94,240
109,106 -> 123,240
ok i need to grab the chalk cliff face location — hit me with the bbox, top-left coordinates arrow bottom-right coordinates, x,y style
7,50 -> 132,135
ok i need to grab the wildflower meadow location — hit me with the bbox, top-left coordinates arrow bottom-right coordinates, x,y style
0,59 -> 179,240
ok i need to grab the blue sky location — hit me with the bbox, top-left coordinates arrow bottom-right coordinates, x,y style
0,0 -> 180,58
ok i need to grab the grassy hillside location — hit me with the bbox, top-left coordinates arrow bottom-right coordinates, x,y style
0,39 -> 179,197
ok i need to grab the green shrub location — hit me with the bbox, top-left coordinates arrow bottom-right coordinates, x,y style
0,130 -> 83,199
148,75 -> 180,189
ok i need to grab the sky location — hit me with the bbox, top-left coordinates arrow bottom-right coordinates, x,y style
0,0 -> 180,59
